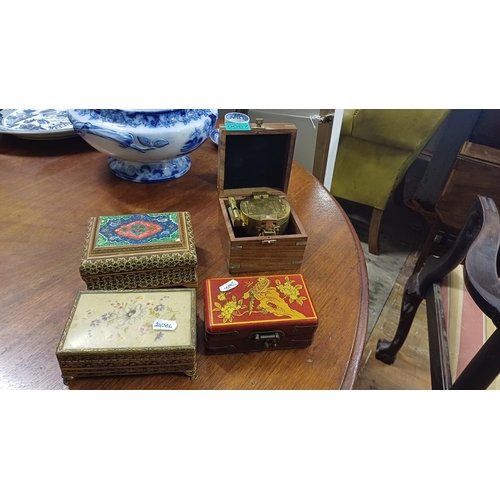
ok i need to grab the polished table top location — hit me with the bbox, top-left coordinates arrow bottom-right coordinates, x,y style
0,130 -> 369,390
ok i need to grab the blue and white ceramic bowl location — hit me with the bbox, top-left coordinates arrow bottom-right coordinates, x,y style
67,109 -> 218,182
224,112 -> 249,124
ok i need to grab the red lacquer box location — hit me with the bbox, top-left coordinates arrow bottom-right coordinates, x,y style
204,274 -> 318,354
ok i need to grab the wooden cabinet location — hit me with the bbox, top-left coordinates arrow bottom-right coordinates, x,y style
416,141 -> 500,270
436,141 -> 500,230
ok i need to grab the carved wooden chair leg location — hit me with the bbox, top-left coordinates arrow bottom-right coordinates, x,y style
368,208 -> 384,255
414,221 -> 441,273
376,196 -> 493,385
376,203 -> 484,366
376,279 -> 423,364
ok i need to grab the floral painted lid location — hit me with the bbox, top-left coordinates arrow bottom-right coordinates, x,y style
58,289 -> 196,353
204,274 -> 317,331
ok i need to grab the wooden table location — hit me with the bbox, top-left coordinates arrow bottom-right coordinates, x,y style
0,129 -> 369,390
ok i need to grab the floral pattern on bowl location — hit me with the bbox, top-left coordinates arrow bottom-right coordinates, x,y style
210,128 -> 219,146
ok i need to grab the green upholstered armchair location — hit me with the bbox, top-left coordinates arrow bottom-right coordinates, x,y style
330,109 -> 451,255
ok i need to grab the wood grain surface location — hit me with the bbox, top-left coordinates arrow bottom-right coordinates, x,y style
0,127 -> 368,390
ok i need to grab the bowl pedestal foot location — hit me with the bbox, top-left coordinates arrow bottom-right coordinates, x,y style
108,155 -> 191,183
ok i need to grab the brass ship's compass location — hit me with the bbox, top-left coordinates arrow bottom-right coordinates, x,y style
227,191 -> 291,237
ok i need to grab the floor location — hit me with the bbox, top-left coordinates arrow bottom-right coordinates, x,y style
353,246 -> 431,390
336,161 -> 433,390
337,196 -> 425,334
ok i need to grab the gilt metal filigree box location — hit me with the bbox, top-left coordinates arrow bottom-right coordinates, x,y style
80,212 -> 198,290
56,288 -> 197,384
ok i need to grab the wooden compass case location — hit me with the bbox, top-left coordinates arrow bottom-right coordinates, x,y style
218,123 -> 308,274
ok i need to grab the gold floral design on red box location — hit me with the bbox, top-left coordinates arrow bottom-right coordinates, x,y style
207,274 -> 317,325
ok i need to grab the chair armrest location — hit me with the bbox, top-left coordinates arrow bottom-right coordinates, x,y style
464,197 -> 500,327
412,196 -> 496,301
340,109 -> 357,136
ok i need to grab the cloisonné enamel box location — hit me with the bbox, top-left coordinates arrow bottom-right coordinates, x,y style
80,212 -> 198,290
56,289 -> 197,384
204,274 -> 318,354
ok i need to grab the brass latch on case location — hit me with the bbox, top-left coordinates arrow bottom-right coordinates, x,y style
251,332 -> 282,349
261,219 -> 280,236
252,191 -> 269,200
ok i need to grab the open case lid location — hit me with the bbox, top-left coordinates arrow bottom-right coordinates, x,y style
217,122 -> 297,197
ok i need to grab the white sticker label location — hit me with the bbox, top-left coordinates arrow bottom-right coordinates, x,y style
152,319 -> 177,331
219,279 -> 239,292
